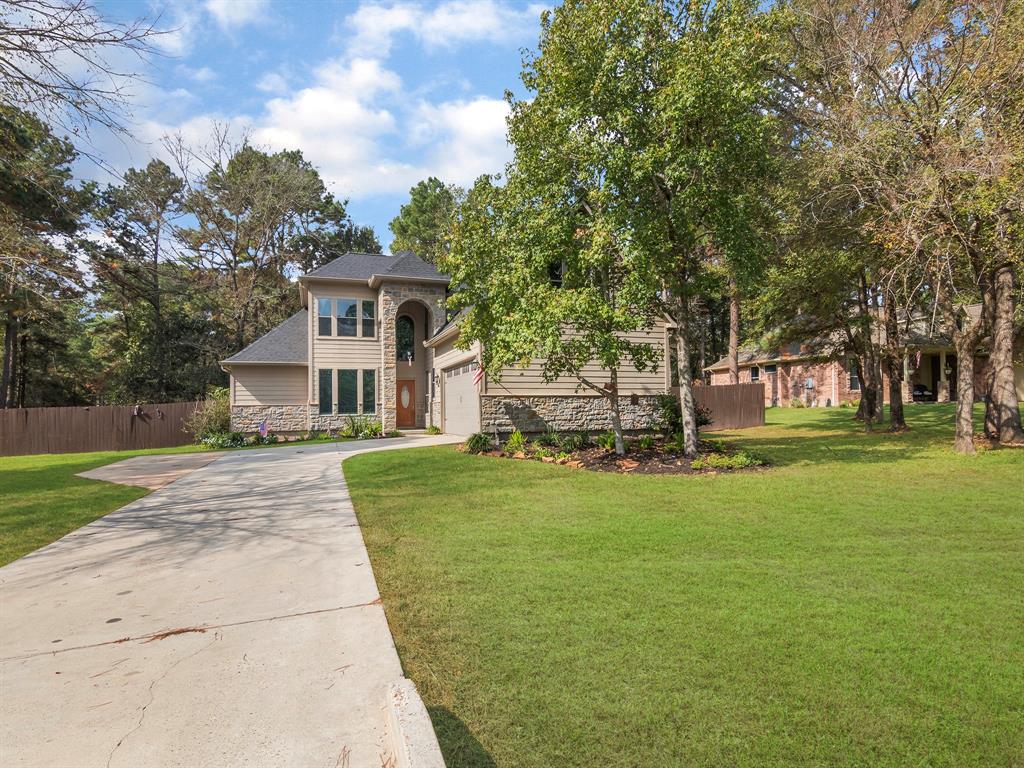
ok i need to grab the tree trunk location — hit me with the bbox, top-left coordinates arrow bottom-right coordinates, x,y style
674,308 -> 699,458
882,298 -> 906,431
607,368 -> 626,456
989,264 -> 1024,444
1,310 -> 18,409
727,274 -> 739,385
953,331 -> 978,454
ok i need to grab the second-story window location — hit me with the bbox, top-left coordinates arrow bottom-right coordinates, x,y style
318,299 -> 332,336
362,300 -> 375,337
337,299 -> 358,337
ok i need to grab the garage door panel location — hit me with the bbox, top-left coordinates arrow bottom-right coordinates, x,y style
443,363 -> 480,434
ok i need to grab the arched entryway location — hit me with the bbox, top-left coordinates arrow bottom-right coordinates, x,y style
393,299 -> 432,428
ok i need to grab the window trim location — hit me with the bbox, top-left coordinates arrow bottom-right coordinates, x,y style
314,297 -> 378,340
750,365 -> 760,382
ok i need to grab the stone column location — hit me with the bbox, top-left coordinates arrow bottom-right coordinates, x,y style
379,283 -> 447,432
937,350 -> 950,402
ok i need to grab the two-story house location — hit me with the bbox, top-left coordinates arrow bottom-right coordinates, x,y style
221,251 -> 673,435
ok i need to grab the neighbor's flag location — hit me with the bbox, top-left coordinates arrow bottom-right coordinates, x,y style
259,419 -> 268,438
473,364 -> 484,388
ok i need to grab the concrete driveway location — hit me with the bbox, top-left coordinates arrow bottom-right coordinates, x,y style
0,436 -> 460,768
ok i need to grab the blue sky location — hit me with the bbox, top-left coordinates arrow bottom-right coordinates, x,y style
91,0 -> 545,249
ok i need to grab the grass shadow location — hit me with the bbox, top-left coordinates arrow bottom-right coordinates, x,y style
428,707 -> 496,768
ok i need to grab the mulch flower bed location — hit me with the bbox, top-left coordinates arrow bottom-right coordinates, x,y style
470,435 -> 769,475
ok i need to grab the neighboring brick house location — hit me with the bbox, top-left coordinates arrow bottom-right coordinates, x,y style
707,319 -> 1024,408
221,252 -> 673,435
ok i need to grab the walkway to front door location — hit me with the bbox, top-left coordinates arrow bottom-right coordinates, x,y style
397,379 -> 416,428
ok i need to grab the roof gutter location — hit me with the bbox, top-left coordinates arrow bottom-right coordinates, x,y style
423,321 -> 461,349
368,274 -> 450,289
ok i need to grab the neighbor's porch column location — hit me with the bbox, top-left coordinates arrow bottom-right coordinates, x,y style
901,353 -> 913,403
937,350 -> 950,402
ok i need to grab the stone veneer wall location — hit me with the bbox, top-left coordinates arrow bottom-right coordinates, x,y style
379,283 -> 447,431
231,405 -> 309,433
480,394 -> 662,436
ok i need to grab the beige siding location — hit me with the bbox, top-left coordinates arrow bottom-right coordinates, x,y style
231,365 -> 308,405
433,338 -> 480,371
309,282 -> 383,375
488,325 -> 669,396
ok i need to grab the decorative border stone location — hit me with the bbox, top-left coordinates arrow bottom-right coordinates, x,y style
231,405 -> 309,434
480,394 -> 663,436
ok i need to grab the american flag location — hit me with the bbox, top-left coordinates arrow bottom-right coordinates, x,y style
258,419 -> 268,438
473,364 -> 484,387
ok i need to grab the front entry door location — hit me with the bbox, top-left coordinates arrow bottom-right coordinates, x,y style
397,379 -> 416,428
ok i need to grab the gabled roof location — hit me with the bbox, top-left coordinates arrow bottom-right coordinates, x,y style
222,310 -> 308,365
302,251 -> 448,284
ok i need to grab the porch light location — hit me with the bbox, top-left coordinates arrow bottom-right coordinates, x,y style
405,350 -> 413,367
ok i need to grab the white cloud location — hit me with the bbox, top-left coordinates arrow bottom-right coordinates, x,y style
345,0 -> 544,57
204,0 -> 269,30
256,71 -> 289,94
413,97 -> 511,183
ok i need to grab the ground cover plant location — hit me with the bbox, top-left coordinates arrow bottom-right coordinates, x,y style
346,404 -> 1024,768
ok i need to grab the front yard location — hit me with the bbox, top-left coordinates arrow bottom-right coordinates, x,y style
346,404 -> 1024,767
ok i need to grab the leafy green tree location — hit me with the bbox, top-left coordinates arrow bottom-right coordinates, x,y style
0,105 -> 86,408
447,177 -> 662,455
288,194 -> 381,273
389,177 -> 460,263
468,0 -> 783,456
85,159 -> 183,400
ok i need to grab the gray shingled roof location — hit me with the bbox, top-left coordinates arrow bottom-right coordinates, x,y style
222,310 -> 308,364
304,251 -> 449,282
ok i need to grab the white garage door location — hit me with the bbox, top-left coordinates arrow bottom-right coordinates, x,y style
443,362 -> 481,435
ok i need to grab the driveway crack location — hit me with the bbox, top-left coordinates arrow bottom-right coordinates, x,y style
105,631 -> 221,768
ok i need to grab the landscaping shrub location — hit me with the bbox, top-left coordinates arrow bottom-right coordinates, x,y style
657,393 -> 713,434
534,446 -> 553,459
250,432 -> 279,446
385,430 -> 403,438
691,450 -> 766,470
504,429 -> 527,454
557,431 -> 589,452
199,431 -> 247,449
426,425 -> 442,435
595,430 -> 617,451
465,432 -> 493,454
186,387 -> 231,442
636,434 -> 656,450
535,429 -> 561,447
790,397 -> 806,408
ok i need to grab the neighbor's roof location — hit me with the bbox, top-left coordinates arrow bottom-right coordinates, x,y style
221,310 -> 308,365
705,343 -> 816,372
303,251 -> 448,284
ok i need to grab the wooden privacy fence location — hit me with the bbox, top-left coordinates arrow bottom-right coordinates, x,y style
680,382 -> 765,431
0,401 -> 202,457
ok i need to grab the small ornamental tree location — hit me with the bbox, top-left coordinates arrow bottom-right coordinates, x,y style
445,178 -> 662,456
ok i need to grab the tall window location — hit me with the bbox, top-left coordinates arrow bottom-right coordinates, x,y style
336,369 -> 357,413
750,366 -> 760,382
848,359 -> 860,391
337,299 -> 357,337
396,315 -> 415,362
317,299 -> 332,337
362,369 -> 377,414
362,300 -> 375,337
318,369 -> 332,414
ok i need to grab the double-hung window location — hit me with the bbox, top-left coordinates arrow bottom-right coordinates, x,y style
848,359 -> 861,391
750,366 -> 760,382
317,299 -> 333,337
362,300 -> 375,337
336,300 -> 358,337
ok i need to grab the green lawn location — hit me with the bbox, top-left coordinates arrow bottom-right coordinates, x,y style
346,404 -> 1024,768
0,436 -> 353,567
